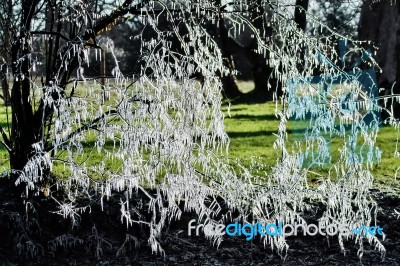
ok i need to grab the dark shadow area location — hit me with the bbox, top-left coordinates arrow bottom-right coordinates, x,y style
0,190 -> 397,265
222,106 -> 246,112
0,121 -> 10,129
227,114 -> 278,121
227,130 -> 277,138
230,96 -> 273,104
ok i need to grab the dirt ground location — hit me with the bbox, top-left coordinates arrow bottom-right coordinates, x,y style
0,190 -> 399,266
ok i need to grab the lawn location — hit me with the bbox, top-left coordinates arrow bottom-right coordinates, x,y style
222,100 -> 400,190
0,81 -> 399,190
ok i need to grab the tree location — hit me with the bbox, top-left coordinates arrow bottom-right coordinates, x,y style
218,0 -> 309,102
0,0 -> 14,105
213,0 -> 287,101
358,0 -> 400,118
0,0 -> 394,259
309,0 -> 361,38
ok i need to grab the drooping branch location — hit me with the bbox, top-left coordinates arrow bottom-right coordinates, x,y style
31,31 -> 70,42
0,126 -> 11,152
46,109 -> 119,152
93,0 -> 150,35
32,0 -> 153,147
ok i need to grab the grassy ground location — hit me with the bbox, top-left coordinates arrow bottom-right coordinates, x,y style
222,80 -> 400,189
222,99 -> 400,190
0,80 -> 399,189
221,101 -> 281,171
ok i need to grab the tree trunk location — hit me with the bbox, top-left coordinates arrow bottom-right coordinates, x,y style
294,0 -> 309,31
358,0 -> 399,85
358,0 -> 400,118
220,72 -> 242,99
244,0 -> 281,101
10,53 -> 36,171
9,1 -> 38,171
101,49 -> 109,102
215,0 -> 243,100
293,0 -> 309,74
0,0 -> 12,106
252,62 -> 276,101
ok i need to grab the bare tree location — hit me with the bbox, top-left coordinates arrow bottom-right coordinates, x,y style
0,0 -> 395,259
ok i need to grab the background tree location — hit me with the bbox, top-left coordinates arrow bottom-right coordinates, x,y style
308,0 -> 361,38
214,0 -> 306,101
0,0 -> 14,106
358,0 -> 400,118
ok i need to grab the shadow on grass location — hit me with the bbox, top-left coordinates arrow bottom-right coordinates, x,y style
227,130 -> 277,138
222,106 -> 247,112
79,139 -> 119,149
230,96 -> 271,104
0,121 -> 10,129
227,114 -> 278,121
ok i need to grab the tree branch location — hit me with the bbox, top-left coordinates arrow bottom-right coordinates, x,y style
31,31 -> 70,42
45,109 -> 119,152
0,126 -> 11,152
93,0 -> 150,35
33,0 -> 151,134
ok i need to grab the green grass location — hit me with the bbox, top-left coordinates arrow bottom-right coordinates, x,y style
222,99 -> 400,190
222,102 -> 281,172
1,80 -> 399,190
371,125 -> 400,188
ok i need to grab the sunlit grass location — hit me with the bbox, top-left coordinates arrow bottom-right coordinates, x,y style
0,80 -> 399,190
222,97 -> 400,189
222,101 -> 281,175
